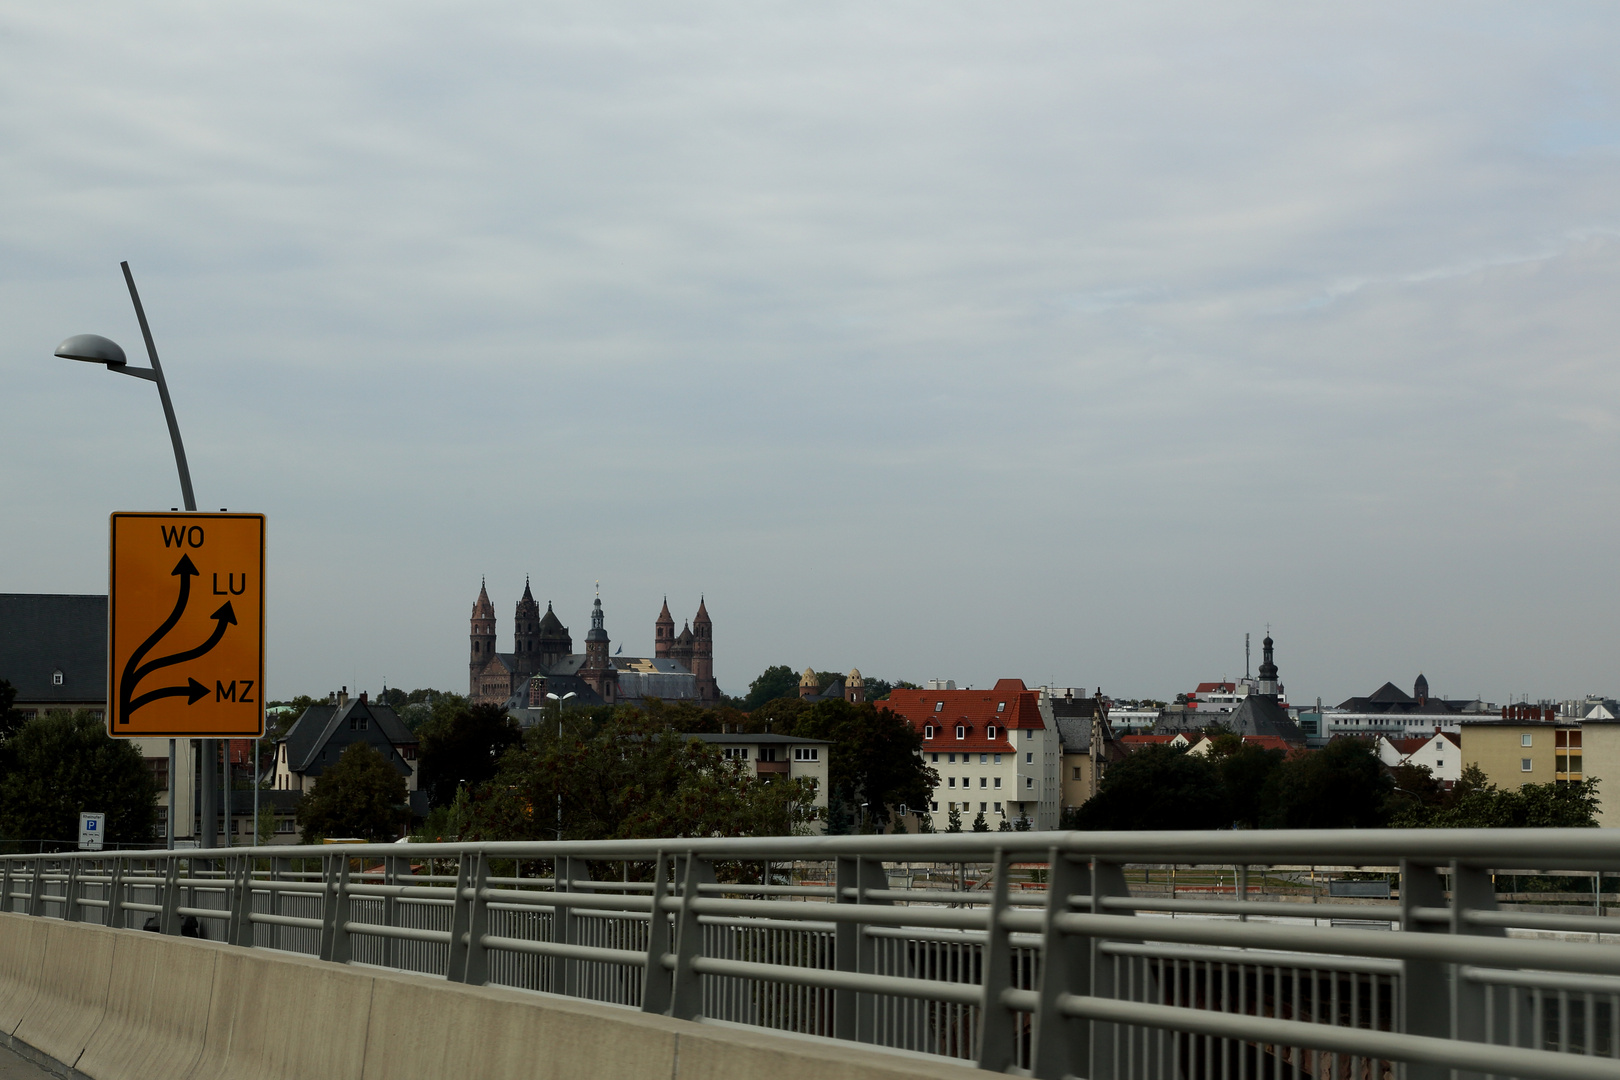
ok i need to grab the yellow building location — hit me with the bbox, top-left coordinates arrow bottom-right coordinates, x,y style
1459,720 -> 1581,789
1578,723 -> 1620,827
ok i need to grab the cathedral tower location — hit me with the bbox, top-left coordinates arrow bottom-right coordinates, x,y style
580,595 -> 618,704
469,579 -> 497,694
536,602 -> 572,672
691,597 -> 716,701
655,598 -> 674,659
513,577 -> 541,675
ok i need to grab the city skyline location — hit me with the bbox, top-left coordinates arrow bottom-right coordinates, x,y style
3,5 -> 1618,705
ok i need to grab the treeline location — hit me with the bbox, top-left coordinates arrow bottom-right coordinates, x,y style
297,694 -> 939,843
1068,735 -> 1599,831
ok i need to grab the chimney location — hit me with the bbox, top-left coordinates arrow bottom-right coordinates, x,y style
339,686 -> 349,707
360,691 -> 368,704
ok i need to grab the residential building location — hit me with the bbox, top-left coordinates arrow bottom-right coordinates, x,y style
1054,713 -> 1125,812
0,592 -> 196,841
1579,722 -> 1620,827
469,581 -> 718,706
683,731 -> 831,831
1458,719 -> 1580,790
1375,732 -> 1462,784
885,678 -> 1061,831
273,689 -> 428,818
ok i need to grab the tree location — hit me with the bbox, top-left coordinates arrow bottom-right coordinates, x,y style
946,805 -> 963,833
774,700 -> 936,828
0,710 -> 155,849
472,709 -> 818,841
417,701 -> 523,809
1211,742 -> 1286,829
296,742 -> 408,841
743,666 -> 799,711
1072,745 -> 1227,831
0,680 -> 24,745
1397,764 -> 1601,828
1265,738 -> 1390,829
971,810 -> 989,832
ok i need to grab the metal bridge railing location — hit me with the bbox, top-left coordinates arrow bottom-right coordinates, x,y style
4,830 -> 1620,1079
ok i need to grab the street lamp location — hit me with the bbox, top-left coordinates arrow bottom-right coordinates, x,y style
545,692 -> 577,840
56,261 -> 201,853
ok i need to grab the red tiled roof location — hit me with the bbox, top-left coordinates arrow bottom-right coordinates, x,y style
1195,682 -> 1236,694
886,678 -> 1044,753
1120,734 -> 1183,746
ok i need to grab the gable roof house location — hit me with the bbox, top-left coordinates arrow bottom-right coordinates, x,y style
273,689 -> 427,817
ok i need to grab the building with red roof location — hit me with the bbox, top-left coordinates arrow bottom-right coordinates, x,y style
882,678 -> 1061,830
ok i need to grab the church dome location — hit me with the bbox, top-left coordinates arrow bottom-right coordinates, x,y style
848,668 -> 863,683
800,667 -> 817,686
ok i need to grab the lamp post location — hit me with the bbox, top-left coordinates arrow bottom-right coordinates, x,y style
545,691 -> 577,840
55,261 -> 207,853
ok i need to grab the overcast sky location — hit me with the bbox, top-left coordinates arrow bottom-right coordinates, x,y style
3,4 -> 1618,706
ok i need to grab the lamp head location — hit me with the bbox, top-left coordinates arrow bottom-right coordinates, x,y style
55,334 -> 127,368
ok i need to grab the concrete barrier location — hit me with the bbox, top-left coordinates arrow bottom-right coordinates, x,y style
0,914 -> 49,1036
77,928 -> 223,1080
0,917 -> 998,1080
12,920 -> 115,1070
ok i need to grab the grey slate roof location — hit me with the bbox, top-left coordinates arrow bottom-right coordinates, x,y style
1154,694 -> 1306,743
278,697 -> 417,779
1055,716 -> 1094,754
0,593 -> 108,707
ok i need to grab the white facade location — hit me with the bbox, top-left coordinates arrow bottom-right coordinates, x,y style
1376,732 -> 1462,784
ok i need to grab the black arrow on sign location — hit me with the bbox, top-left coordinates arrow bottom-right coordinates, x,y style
127,677 -> 210,713
131,601 -> 237,684
118,555 -> 199,723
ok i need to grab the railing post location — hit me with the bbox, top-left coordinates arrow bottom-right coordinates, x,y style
271,857 -> 289,952
641,851 -> 673,1015
977,848 -> 1020,1072
26,857 -> 45,917
321,853 -> 351,963
1399,860 -> 1449,1080
231,854 -> 256,947
668,854 -> 713,1021
1088,860 -> 1138,1080
159,855 -> 181,935
1449,861 -> 1507,1079
1,857 -> 14,915
446,850 -> 474,982
383,855 -> 400,970
555,855 -> 577,997
107,856 -> 125,929
1031,850 -> 1093,1080
461,853 -> 491,986
833,856 -> 889,1042
64,856 -> 82,922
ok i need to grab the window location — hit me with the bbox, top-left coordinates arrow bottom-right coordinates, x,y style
979,753 -> 988,764
997,702 -> 1005,713
924,725 -> 935,739
930,753 -> 939,762
1073,767 -> 1082,780
994,777 -> 1002,788
1434,759 -> 1442,769
793,747 -> 819,761
948,753 -> 956,763
1025,729 -> 1033,740
955,725 -> 965,739
1026,776 -> 1034,789
994,754 -> 1002,764
934,702 -> 943,713
930,801 -> 939,812
1521,758 -> 1532,772
980,802 -> 987,812
759,747 -> 778,762
986,725 -> 997,740
980,777 -> 987,788
724,747 -> 749,761
51,670 -> 63,686
948,777 -> 956,788
994,802 -> 1002,813
1026,752 -> 1033,764
276,818 -> 296,834
1521,734 -> 1533,747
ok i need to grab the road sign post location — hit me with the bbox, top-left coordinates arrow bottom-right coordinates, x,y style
108,512 -> 265,739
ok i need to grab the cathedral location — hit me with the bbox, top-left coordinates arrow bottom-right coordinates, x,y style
468,580 -> 719,707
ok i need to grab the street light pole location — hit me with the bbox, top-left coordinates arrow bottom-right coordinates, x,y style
545,691 -> 577,840
56,261 -> 203,852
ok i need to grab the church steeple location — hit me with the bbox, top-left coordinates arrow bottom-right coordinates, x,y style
513,576 -> 541,674
469,579 -> 497,689
1257,632 -> 1280,697
655,596 -> 675,659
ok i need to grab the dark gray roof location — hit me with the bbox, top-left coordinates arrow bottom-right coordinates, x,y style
278,697 -> 417,778
1055,716 -> 1093,753
1155,694 -> 1306,743
0,594 -> 108,706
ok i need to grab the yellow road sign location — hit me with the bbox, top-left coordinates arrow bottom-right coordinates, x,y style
108,512 -> 265,737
